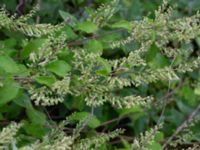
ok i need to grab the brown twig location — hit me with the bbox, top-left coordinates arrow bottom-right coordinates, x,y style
16,0 -> 26,16
160,82 -> 183,101
98,114 -> 130,128
36,0 -> 41,23
162,103 -> 200,149
157,81 -> 185,124
109,135 -> 135,145
0,76 -> 33,84
67,28 -> 126,47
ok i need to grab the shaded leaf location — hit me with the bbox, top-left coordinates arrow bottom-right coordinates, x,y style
59,10 -> 77,27
85,40 -> 103,54
0,79 -> 20,105
26,108 -> 46,125
0,55 -> 19,74
46,60 -> 71,77
34,75 -> 56,87
70,112 -> 100,128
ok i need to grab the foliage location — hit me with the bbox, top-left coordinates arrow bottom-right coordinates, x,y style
0,0 -> 200,149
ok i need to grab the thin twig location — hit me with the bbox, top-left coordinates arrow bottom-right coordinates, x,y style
0,76 -> 34,83
157,81 -> 185,124
162,103 -> 200,149
157,56 -> 177,124
67,28 -> 126,47
36,0 -> 41,23
16,0 -> 26,16
99,114 -> 129,127
109,135 -> 134,145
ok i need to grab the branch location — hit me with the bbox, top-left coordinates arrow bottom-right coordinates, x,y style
86,0 -> 94,6
98,114 -> 130,127
36,0 -> 41,23
16,0 -> 26,16
67,28 -> 127,47
162,103 -> 200,149
157,81 -> 185,124
0,76 -> 33,83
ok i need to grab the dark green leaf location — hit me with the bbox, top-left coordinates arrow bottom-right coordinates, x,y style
14,93 -> 33,109
23,121 -> 46,139
59,10 -> 77,27
70,112 -> 100,128
85,40 -> 103,54
0,79 -> 20,105
26,108 -> 46,125
96,58 -> 111,76
46,60 -> 71,77
0,55 -> 19,74
22,38 -> 47,59
34,75 -> 56,87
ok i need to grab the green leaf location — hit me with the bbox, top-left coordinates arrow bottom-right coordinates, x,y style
72,0 -> 84,5
23,121 -> 46,139
146,141 -> 162,150
96,58 -> 111,76
120,137 -> 132,149
59,10 -> 77,27
26,108 -> 46,125
34,75 -> 56,87
0,113 -> 3,120
16,64 -> 30,76
3,38 -> 17,48
46,60 -> 71,77
70,112 -> 100,128
179,85 -> 197,106
146,44 -> 159,62
22,38 -> 47,59
111,20 -> 132,31
0,79 -> 20,106
61,26 -> 77,40
194,86 -> 200,95
0,103 -> 22,119
85,40 -> 103,54
14,93 -> 32,109
117,106 -> 143,117
99,32 -> 122,49
0,55 -> 19,74
165,108 -> 184,126
176,100 -> 192,114
76,21 -> 98,33
154,131 -> 164,141
146,44 -> 169,69
196,37 -> 200,47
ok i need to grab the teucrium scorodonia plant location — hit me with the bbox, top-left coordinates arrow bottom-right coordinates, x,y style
0,0 -> 200,149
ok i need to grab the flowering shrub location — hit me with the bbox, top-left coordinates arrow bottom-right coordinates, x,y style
0,0 -> 200,149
